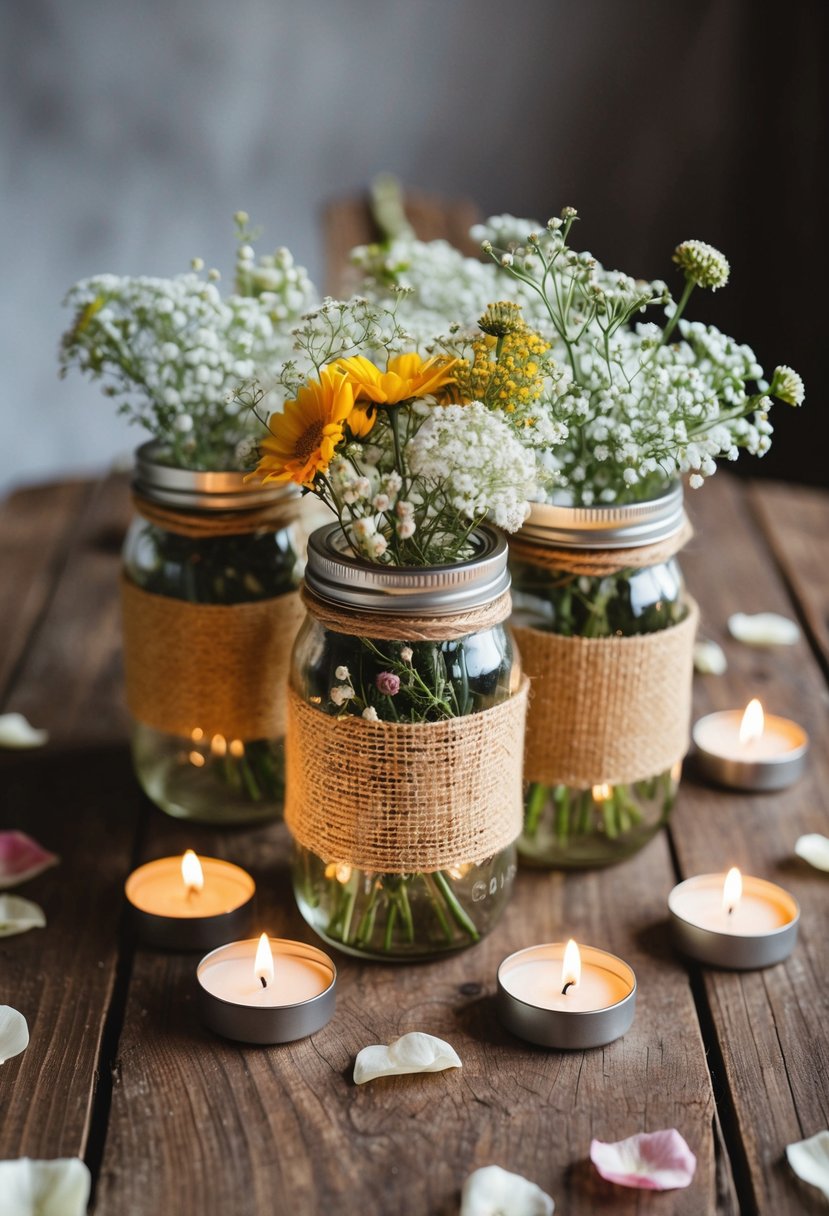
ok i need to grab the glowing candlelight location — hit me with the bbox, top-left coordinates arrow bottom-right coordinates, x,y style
738,699 -> 764,746
561,939 -> 581,995
181,850 -> 204,897
722,867 -> 742,916
254,932 -> 275,989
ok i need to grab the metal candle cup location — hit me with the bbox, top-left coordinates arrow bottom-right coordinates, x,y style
669,873 -> 799,969
497,943 -> 636,1050
125,855 -> 255,951
692,709 -> 808,791
196,937 -> 336,1044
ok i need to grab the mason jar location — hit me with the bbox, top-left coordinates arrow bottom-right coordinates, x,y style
287,524 -> 527,961
121,442 -> 304,824
509,484 -> 697,869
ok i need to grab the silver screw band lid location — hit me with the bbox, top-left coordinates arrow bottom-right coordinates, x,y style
304,523 -> 511,614
520,483 -> 685,550
133,441 -> 299,512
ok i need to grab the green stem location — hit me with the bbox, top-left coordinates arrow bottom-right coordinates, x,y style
433,871 -> 480,942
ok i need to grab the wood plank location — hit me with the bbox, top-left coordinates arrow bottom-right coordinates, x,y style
747,479 -> 829,673
676,474 -> 829,1215
96,815 -> 733,1213
0,480 -> 92,701
0,472 -> 141,1160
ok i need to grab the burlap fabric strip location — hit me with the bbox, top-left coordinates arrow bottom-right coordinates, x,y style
300,585 -> 513,642
132,491 -> 301,538
121,577 -> 305,740
285,677 -> 529,873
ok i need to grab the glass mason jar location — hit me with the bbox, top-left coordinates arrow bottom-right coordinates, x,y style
510,484 -> 696,869
288,524 -> 525,961
121,442 -> 303,824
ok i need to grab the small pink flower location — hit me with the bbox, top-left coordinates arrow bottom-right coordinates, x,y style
375,672 -> 400,696
590,1129 -> 697,1191
0,832 -> 59,890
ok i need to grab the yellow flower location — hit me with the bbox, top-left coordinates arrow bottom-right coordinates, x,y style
333,352 -> 457,406
254,368 -> 355,487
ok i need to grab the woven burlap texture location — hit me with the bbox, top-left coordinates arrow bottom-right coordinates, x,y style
285,677 -> 529,873
121,576 -> 305,740
133,492 -> 300,538
514,599 -> 699,787
301,586 -> 512,642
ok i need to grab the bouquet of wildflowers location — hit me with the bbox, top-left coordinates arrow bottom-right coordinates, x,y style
60,214 -> 316,470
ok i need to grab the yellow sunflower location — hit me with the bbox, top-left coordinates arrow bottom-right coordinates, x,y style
333,352 -> 458,408
254,368 -> 355,487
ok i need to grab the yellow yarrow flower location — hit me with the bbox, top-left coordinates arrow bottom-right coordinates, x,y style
254,368 -> 355,487
455,325 -> 550,413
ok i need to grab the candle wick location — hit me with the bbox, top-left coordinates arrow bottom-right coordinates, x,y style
260,976 -> 267,989
562,981 -> 574,996
727,904 -> 735,917
186,885 -> 198,901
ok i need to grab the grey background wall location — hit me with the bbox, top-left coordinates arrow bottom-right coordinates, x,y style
2,0 -> 824,493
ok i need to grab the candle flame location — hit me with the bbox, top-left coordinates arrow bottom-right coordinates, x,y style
181,850 -> 204,894
561,939 -> 581,994
592,783 -> 612,803
254,933 -> 274,989
738,699 -> 764,745
723,867 -> 742,915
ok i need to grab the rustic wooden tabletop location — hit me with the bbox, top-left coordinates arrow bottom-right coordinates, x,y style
1,468 -> 826,1216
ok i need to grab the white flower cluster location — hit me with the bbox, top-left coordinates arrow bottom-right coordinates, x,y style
235,243 -> 316,321
282,296 -> 410,394
406,402 -> 540,532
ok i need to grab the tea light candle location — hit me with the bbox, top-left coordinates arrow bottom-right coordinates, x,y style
693,698 -> 808,791
497,941 -> 636,1049
669,868 -> 799,968
197,935 -> 336,1044
125,851 -> 254,950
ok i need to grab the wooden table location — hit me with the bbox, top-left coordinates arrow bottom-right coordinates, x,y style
1,469 -> 827,1215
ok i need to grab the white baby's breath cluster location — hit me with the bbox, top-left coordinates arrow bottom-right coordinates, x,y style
60,220 -> 317,470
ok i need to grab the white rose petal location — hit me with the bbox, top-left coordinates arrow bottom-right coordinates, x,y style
0,714 -> 48,749
794,834 -> 829,873
0,1006 -> 29,1064
786,1130 -> 829,1201
727,612 -> 800,647
0,895 -> 46,937
0,1157 -> 91,1216
693,639 -> 727,675
353,1031 -> 461,1085
460,1165 -> 554,1216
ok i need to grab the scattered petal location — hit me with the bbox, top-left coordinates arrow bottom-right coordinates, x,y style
728,612 -> 799,647
787,1130 -> 829,1200
460,1165 -> 554,1216
0,713 -> 49,749
0,832 -> 59,889
0,1157 -> 91,1215
590,1129 -> 697,1191
353,1031 -> 461,1085
0,894 -> 46,937
693,639 -> 727,675
794,834 -> 829,873
0,1006 -> 29,1064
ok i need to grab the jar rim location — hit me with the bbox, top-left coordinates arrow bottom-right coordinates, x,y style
304,523 -> 511,614
133,441 -> 300,512
520,482 -> 685,550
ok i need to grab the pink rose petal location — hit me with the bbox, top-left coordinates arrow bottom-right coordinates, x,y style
590,1129 -> 697,1191
0,832 -> 59,890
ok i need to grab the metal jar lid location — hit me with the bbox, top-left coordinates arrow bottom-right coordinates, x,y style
519,483 -> 685,550
133,440 -> 299,512
304,523 -> 511,615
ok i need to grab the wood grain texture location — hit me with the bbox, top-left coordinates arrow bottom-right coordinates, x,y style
95,817 -> 734,1214
677,476 -> 829,1215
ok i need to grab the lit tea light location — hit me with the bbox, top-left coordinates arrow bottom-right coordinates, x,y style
496,940 -> 636,1049
125,852 -> 254,950
669,869 -> 799,968
197,935 -> 336,1044
692,698 -> 808,791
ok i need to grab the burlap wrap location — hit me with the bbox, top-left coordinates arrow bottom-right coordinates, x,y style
132,492 -> 300,538
121,577 -> 305,740
285,677 -> 530,872
514,599 -> 699,787
301,586 -> 513,642
508,516 -> 694,577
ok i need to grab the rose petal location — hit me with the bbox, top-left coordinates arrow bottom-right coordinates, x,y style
693,639 -> 727,675
794,834 -> 829,873
0,1157 -> 91,1215
0,894 -> 47,937
787,1130 -> 829,1200
590,1129 -> 697,1191
727,612 -> 800,647
0,713 -> 49,749
353,1031 -> 461,1085
0,832 -> 59,889
460,1165 -> 554,1216
0,1006 -> 29,1064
